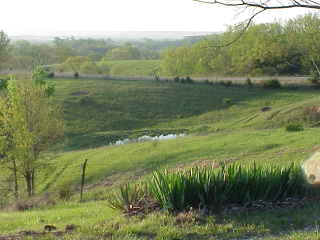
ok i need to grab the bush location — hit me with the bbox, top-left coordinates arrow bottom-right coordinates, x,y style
58,185 -> 73,200
74,72 -> 79,78
219,80 -> 232,87
223,98 -> 232,105
47,72 -> 55,78
0,78 -> 9,90
308,71 -> 320,85
246,77 -> 253,87
286,123 -> 304,132
262,79 -> 282,89
185,76 -> 194,84
174,76 -> 180,83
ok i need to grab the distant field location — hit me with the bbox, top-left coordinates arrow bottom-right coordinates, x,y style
106,59 -> 160,77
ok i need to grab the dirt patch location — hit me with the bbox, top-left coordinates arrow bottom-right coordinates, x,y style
0,225 -> 77,240
70,91 -> 90,96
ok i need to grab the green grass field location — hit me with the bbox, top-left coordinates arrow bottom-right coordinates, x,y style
1,78 -> 320,239
104,59 -> 160,77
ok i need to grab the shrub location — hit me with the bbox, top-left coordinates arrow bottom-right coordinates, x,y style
246,77 -> 253,87
262,79 -> 282,89
223,98 -> 232,105
185,76 -> 194,84
204,79 -> 213,85
58,185 -> 73,200
286,123 -> 304,132
74,72 -> 79,78
308,71 -> 320,85
47,72 -> 55,78
219,80 -> 232,87
0,78 -> 9,90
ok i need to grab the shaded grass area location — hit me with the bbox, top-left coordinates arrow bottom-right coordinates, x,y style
51,78 -> 320,150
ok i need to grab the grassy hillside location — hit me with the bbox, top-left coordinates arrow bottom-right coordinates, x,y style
53,78 -> 320,149
2,78 -> 320,239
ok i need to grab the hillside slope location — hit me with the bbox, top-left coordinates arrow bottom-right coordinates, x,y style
2,78 -> 320,239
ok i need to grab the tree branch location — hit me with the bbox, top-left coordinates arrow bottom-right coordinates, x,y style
193,0 -> 320,47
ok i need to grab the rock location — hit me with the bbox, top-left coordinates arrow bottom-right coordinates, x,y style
302,151 -> 320,186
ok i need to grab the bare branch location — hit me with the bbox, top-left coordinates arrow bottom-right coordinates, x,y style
193,0 -> 320,47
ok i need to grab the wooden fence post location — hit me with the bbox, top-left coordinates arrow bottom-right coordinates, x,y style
80,159 -> 88,202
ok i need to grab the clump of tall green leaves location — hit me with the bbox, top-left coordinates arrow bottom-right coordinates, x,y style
106,183 -> 146,211
148,163 -> 311,212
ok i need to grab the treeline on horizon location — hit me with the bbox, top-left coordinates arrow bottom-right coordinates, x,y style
1,13 -> 320,78
0,35 -> 200,71
161,13 -> 320,77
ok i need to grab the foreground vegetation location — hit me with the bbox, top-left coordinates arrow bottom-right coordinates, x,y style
1,77 -> 320,239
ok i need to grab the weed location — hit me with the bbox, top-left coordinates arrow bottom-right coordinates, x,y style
286,123 -> 304,132
58,184 -> 73,200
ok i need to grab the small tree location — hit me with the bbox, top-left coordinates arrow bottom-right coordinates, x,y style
0,81 -> 64,197
0,31 -> 10,70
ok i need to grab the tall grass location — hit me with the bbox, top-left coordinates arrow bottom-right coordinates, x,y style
148,163 -> 312,211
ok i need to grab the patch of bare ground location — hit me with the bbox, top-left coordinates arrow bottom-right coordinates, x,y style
0,224 -> 77,240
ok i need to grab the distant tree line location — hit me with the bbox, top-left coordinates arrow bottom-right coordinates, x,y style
161,14 -> 320,77
0,35 -> 206,73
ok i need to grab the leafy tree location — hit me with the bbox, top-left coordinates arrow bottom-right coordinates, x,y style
105,44 -> 141,60
194,0 -> 320,39
0,31 -> 10,69
0,81 -> 64,197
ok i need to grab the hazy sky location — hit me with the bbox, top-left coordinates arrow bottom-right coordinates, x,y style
1,0 -> 313,35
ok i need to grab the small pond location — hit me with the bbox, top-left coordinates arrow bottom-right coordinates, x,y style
110,133 -> 186,146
